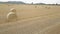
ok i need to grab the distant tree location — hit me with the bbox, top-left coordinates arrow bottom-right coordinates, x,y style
56,3 -> 58,5
35,3 -> 45,5
31,2 -> 33,4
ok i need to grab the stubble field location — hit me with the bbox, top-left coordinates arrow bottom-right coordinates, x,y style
0,4 -> 60,24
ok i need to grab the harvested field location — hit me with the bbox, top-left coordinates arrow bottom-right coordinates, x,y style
0,4 -> 60,24
0,4 -> 60,34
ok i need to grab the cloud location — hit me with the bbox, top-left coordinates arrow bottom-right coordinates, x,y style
0,0 -> 60,4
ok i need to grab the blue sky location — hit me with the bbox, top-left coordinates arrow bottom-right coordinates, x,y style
0,0 -> 60,4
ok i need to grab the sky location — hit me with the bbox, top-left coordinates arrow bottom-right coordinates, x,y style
0,0 -> 60,4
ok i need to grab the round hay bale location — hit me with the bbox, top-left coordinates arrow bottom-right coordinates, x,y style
7,8 -> 17,22
7,12 -> 17,22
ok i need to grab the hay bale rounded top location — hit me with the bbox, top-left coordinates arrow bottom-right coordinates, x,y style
10,8 -> 16,12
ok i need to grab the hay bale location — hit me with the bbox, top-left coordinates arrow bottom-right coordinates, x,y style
7,8 -> 17,22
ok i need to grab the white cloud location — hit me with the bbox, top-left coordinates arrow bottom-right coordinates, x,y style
0,0 -> 60,4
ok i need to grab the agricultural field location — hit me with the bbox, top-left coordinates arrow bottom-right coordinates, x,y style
0,4 -> 60,34
0,4 -> 60,24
